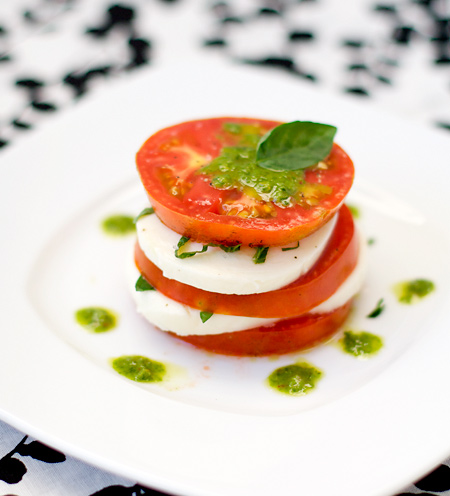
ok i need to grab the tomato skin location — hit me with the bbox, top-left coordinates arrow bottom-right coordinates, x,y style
134,205 -> 358,319
136,117 -> 355,247
170,301 -> 352,357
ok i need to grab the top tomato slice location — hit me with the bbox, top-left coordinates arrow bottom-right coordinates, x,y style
136,117 -> 354,247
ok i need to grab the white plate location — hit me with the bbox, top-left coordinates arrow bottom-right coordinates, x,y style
1,59 -> 450,496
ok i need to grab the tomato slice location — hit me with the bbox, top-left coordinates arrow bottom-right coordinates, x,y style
136,117 -> 354,247
170,301 -> 353,357
135,205 -> 358,319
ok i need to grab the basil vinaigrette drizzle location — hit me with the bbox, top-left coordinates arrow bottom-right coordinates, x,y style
101,214 -> 135,236
198,121 -> 335,209
267,361 -> 323,396
112,355 -> 166,383
394,279 -> 435,304
75,307 -> 117,333
340,331 -> 383,358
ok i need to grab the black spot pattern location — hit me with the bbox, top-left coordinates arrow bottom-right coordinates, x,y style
414,464 -> 450,492
90,483 -> 170,495
0,1 -> 152,149
2,0 -> 450,494
0,436 -> 65,485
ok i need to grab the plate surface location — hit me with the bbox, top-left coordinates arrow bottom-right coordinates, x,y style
1,59 -> 450,496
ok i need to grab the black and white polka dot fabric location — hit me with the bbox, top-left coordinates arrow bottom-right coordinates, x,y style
1,1 -> 450,494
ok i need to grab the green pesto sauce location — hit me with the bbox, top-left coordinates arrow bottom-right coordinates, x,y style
112,355 -> 166,382
75,307 -> 117,333
340,330 -> 383,358
394,279 -> 435,304
267,361 -> 323,396
102,214 -> 135,236
200,122 -> 331,208
200,146 -> 306,207
222,122 -> 264,147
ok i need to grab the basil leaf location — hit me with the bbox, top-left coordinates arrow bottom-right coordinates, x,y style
256,121 -> 337,172
200,311 -> 213,323
281,241 -> 300,252
134,207 -> 155,224
175,236 -> 208,259
253,246 -> 269,264
366,298 -> 385,318
135,276 -> 155,292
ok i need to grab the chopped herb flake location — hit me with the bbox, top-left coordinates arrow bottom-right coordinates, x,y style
253,246 -> 269,264
175,236 -> 208,259
282,241 -> 300,251
217,243 -> 241,253
135,275 -> 155,292
200,311 -> 213,323
134,207 -> 155,223
367,298 -> 385,318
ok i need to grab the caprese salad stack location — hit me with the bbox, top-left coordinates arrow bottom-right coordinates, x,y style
132,117 -> 365,356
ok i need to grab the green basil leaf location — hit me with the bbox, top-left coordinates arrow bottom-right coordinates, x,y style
134,207 -> 155,224
281,241 -> 300,252
256,121 -> 337,172
135,276 -> 155,292
253,246 -> 269,264
366,298 -> 385,318
200,311 -> 213,323
175,236 -> 208,259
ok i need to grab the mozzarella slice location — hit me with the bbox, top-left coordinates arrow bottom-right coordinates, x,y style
136,211 -> 337,295
129,229 -> 367,337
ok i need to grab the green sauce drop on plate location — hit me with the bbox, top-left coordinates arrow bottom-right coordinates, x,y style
75,307 -> 117,333
340,330 -> 383,358
112,355 -> 166,383
267,361 -> 323,396
102,214 -> 135,236
394,279 -> 435,304
348,204 -> 360,218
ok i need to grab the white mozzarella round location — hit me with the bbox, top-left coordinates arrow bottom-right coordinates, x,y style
129,230 -> 367,337
136,210 -> 337,295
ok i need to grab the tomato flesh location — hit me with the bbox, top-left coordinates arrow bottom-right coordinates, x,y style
136,117 -> 355,247
170,301 -> 353,357
135,205 -> 357,319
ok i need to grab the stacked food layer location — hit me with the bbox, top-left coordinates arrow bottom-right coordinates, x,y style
131,117 -> 365,356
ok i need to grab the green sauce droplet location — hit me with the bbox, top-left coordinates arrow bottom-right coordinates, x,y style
75,307 -> 117,333
348,204 -> 360,218
267,361 -> 323,396
112,355 -> 166,382
102,215 -> 135,236
394,279 -> 435,304
340,331 -> 383,357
